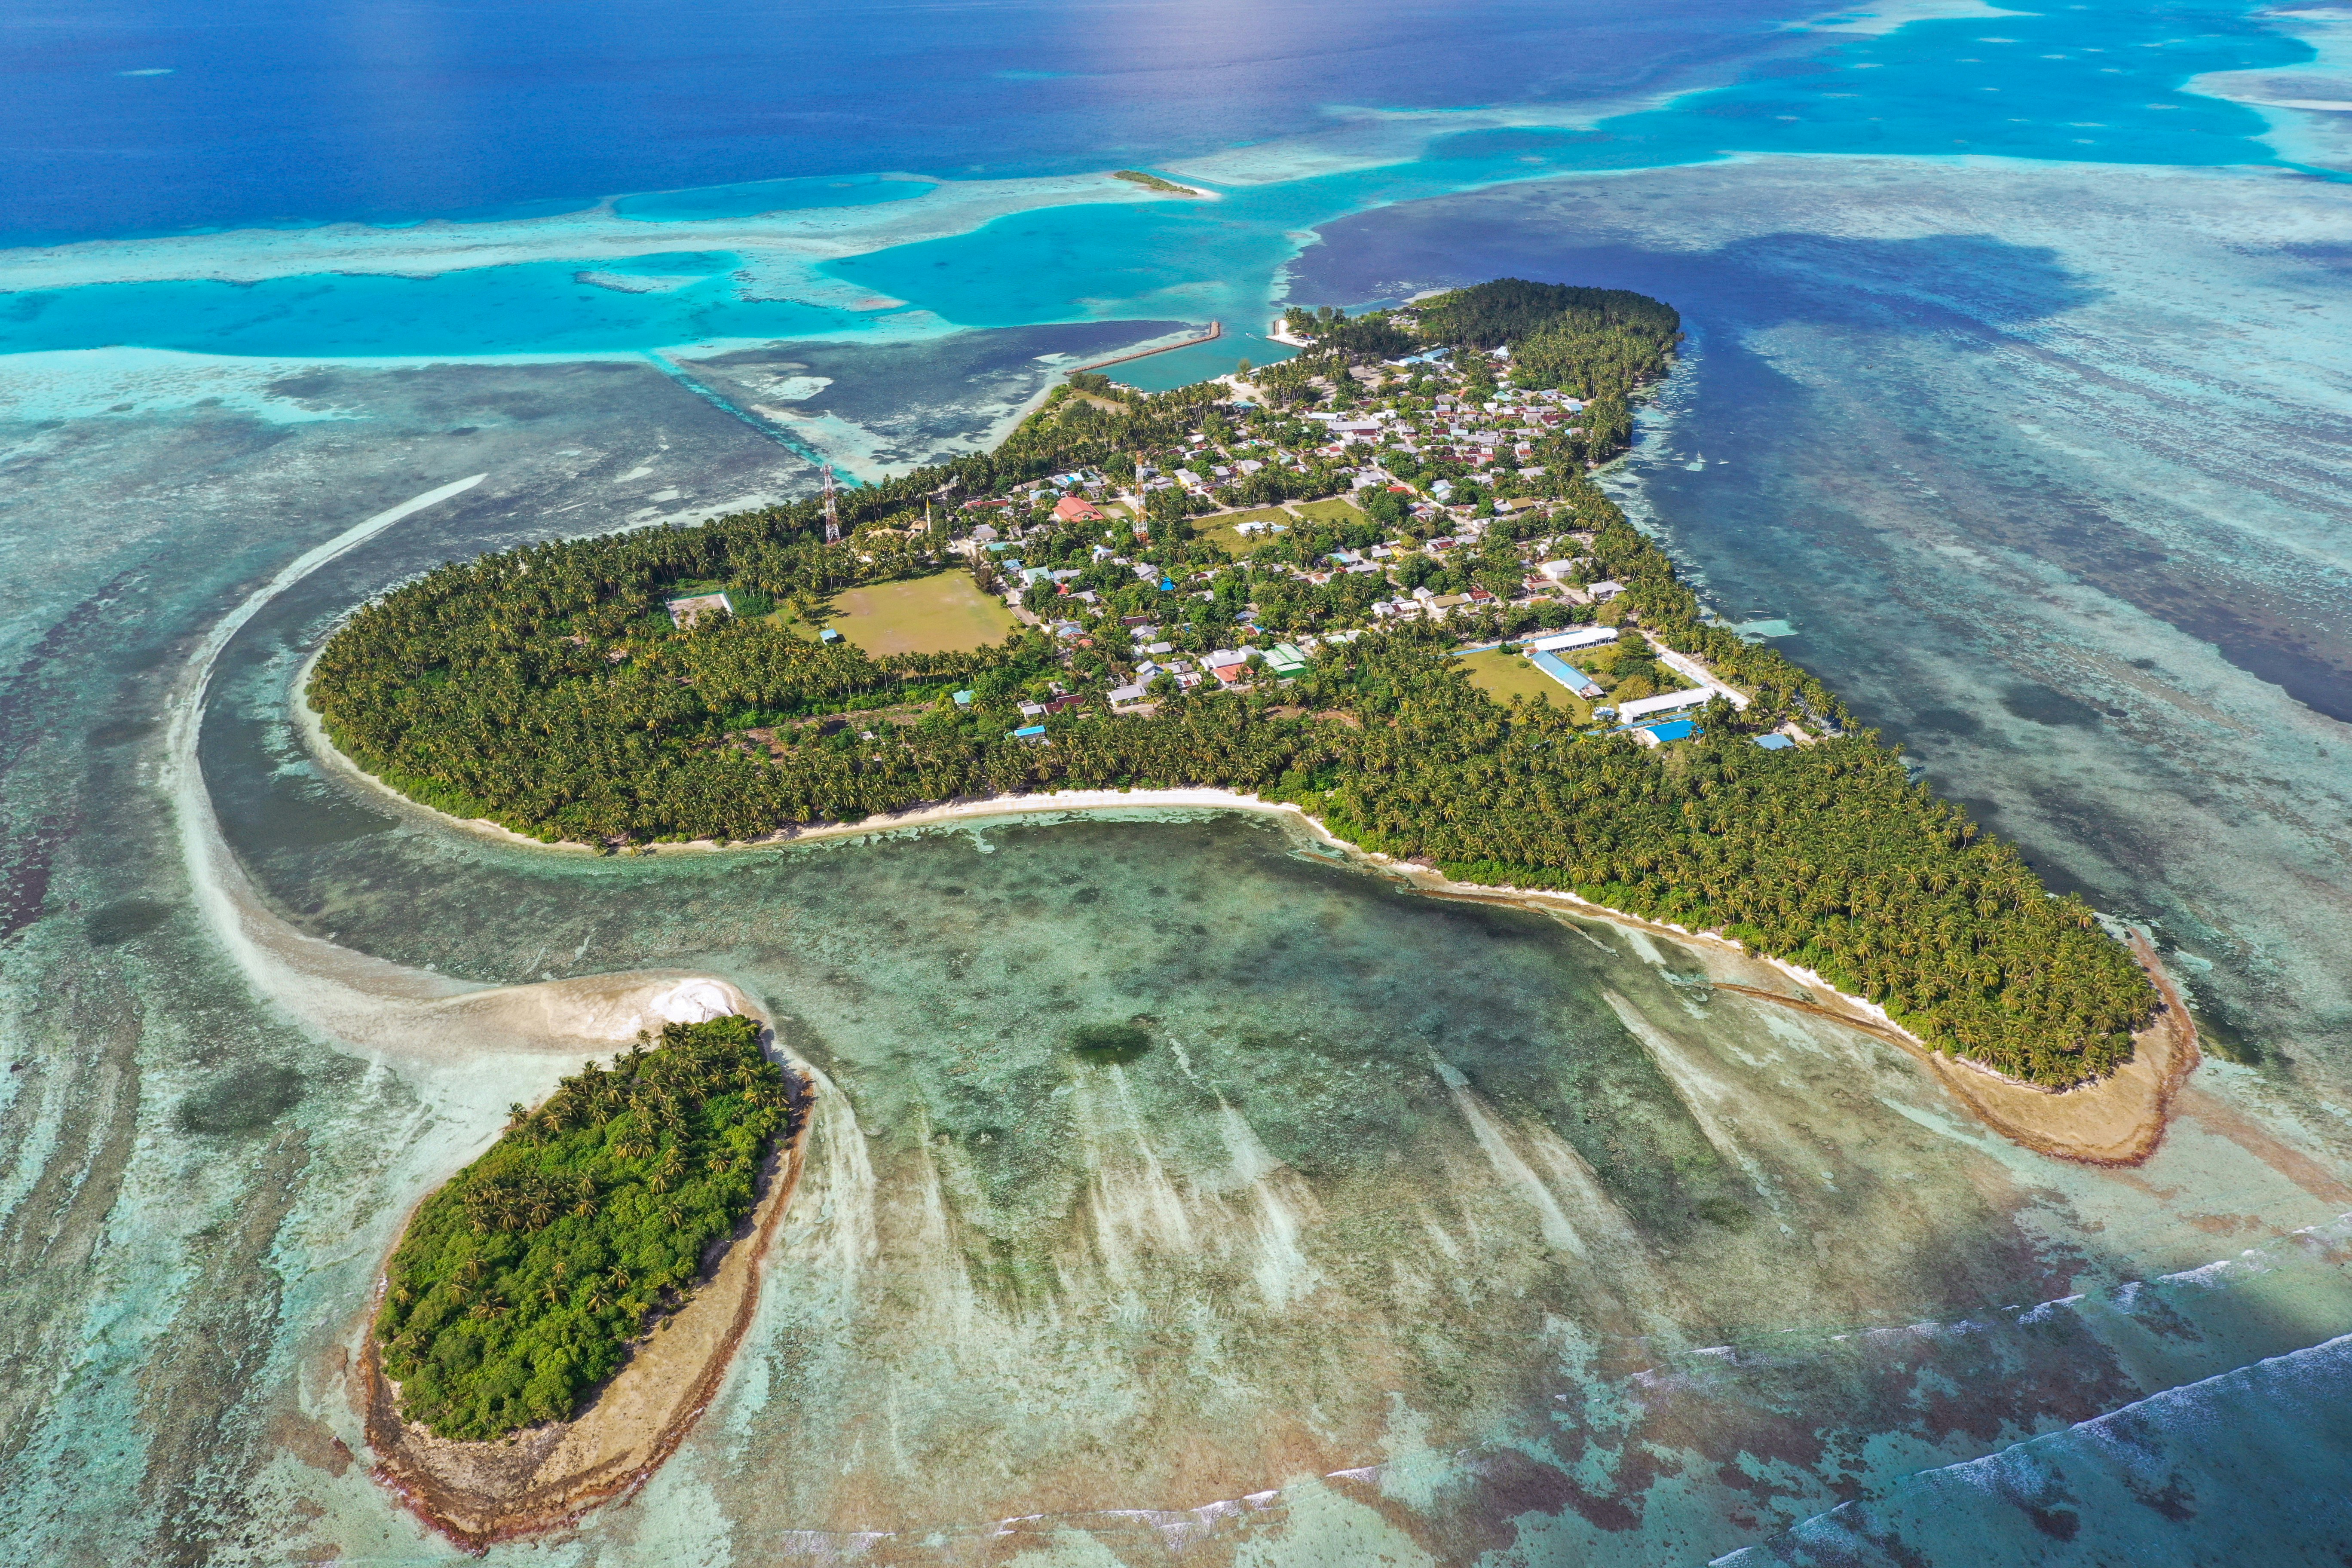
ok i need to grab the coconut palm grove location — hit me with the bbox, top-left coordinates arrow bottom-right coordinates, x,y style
310,283 -> 2155,1093
373,1016 -> 793,1441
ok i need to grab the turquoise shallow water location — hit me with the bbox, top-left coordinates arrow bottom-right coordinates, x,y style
612,175 -> 939,223
0,253 -> 851,360
2,0 -> 2349,1559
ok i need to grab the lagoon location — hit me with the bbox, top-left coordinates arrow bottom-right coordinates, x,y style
3,0 -> 2350,1558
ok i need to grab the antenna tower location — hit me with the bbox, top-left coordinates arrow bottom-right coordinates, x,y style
821,464 -> 841,544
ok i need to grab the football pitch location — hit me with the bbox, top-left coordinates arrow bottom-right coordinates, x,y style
826,572 -> 1022,656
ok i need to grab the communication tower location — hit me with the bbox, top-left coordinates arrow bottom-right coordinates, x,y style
821,464 -> 841,544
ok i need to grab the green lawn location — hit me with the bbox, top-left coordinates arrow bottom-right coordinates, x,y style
825,573 -> 1021,656
1459,647 -> 1591,720
1197,507 -> 1294,556
1291,497 -> 1373,526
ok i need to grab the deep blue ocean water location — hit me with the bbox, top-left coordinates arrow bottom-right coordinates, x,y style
0,0 -> 2314,362
1,0 -> 1825,244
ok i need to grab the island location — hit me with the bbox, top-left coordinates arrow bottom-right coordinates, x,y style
1111,168 -> 1203,195
364,1014 -> 808,1547
309,279 -> 2162,1094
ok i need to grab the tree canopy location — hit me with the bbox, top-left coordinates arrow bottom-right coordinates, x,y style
1410,278 -> 1682,351
374,1016 -> 792,1441
309,278 -> 2155,1091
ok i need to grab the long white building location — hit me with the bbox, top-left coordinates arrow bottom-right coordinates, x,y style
1525,627 -> 1617,654
1617,687 -> 1712,722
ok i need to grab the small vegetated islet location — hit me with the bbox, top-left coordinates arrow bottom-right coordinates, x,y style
312,280 -> 2156,1090
1111,168 -> 1197,194
374,1016 -> 790,1441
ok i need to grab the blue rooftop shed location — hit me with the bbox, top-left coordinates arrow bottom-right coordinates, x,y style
1752,732 -> 1796,750
1528,649 -> 1603,698
1641,719 -> 1700,744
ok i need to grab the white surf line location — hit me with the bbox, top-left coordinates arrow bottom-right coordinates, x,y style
166,475 -> 490,1013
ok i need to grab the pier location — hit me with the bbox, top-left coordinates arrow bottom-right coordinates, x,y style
1072,320 -> 1222,374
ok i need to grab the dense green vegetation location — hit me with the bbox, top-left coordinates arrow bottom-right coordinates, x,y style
311,279 -> 2156,1088
1296,637 -> 2149,1087
1279,279 -> 1680,463
1111,168 -> 1197,194
374,1016 -> 792,1441
1410,279 -> 1681,356
1282,302 -> 1415,359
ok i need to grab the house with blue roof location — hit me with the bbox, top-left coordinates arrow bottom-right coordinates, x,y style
1528,649 -> 1602,698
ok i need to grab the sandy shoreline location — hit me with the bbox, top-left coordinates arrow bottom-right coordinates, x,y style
295,670 -> 2194,1164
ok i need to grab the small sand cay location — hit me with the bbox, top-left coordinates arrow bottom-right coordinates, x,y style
361,985 -> 815,1553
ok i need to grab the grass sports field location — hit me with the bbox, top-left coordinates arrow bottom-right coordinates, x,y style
825,573 -> 1021,656
1290,497 -> 1373,526
1458,647 -> 1590,719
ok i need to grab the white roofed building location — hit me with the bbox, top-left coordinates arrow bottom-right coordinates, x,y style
1526,627 -> 1618,654
1650,643 -> 1752,709
1616,688 -> 1711,723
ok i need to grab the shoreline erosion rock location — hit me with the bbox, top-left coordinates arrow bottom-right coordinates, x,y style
359,1015 -> 815,1552
299,683 -> 2196,1167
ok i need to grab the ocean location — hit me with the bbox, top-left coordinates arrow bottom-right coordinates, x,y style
2,0 -> 2349,1561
